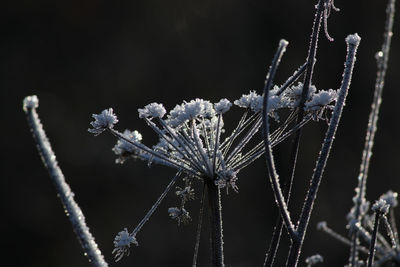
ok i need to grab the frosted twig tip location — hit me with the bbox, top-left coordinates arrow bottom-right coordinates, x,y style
372,199 -> 390,215
279,39 -> 289,47
23,95 -> 39,111
345,33 -> 361,46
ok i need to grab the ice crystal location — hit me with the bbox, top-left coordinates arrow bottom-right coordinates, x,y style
88,108 -> 118,136
138,102 -> 166,119
380,190 -> 398,208
372,199 -> 390,215
305,254 -> 324,266
112,228 -> 138,262
168,207 -> 191,225
112,130 -> 143,164
23,95 -> 39,111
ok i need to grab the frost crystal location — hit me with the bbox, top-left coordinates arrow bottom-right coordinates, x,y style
305,254 -> 324,266
214,98 -> 232,114
215,169 -> 239,193
168,207 -> 191,225
176,186 -> 195,202
88,108 -> 118,136
112,130 -> 143,163
138,102 -> 166,119
23,95 -> 39,111
346,33 -> 361,46
305,89 -> 338,111
234,91 -> 263,112
372,199 -> 390,215
112,228 -> 138,262
380,190 -> 398,208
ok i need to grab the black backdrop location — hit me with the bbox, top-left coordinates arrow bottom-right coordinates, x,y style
3,0 -> 400,266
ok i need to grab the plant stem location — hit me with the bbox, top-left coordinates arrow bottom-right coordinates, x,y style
350,1 -> 396,265
23,96 -> 108,267
367,212 -> 382,267
132,171 -> 181,236
206,180 -> 224,267
286,34 -> 360,267
192,182 -> 206,267
262,39 -> 297,241
265,2 -> 326,265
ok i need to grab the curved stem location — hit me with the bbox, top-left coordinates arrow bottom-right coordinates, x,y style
24,97 -> 108,267
262,39 -> 297,241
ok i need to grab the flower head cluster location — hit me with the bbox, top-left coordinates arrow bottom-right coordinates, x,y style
88,84 -> 338,189
112,228 -> 138,262
88,108 -> 118,136
168,207 -> 191,225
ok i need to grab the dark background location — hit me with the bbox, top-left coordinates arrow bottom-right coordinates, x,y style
3,0 -> 400,266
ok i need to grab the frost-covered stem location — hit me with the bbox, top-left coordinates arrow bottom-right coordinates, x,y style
286,34 -> 360,267
390,209 -> 400,250
206,180 -> 224,267
192,119 -> 213,177
263,116 -> 311,267
382,215 -> 397,250
351,1 -> 396,264
110,128 -> 198,176
273,2 -> 325,264
276,63 -> 307,96
264,215 -> 283,267
192,183 -> 206,267
262,39 -> 297,241
23,96 -> 108,267
367,212 -> 382,267
132,171 -> 181,236
317,222 -> 370,255
212,115 -> 222,174
287,0 -> 325,188
354,0 -> 396,234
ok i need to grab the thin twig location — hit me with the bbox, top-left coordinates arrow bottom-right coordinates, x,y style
132,171 -> 182,236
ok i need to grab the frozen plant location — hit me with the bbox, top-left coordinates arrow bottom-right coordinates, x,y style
89,74 -> 339,263
23,0 -> 397,266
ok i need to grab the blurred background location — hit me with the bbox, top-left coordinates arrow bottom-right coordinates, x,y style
3,0 -> 400,266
